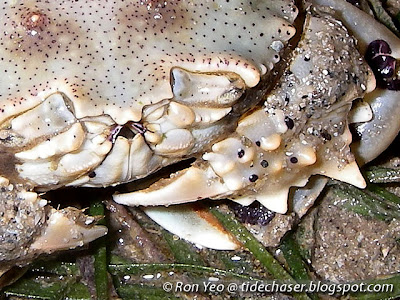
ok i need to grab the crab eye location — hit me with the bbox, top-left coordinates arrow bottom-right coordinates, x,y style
370,55 -> 396,78
365,39 -> 392,61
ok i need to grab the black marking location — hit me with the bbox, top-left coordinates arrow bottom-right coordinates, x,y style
238,149 -> 245,158
249,174 -> 258,182
284,116 -> 294,129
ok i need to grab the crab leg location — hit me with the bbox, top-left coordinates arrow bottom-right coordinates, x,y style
115,9 -> 375,215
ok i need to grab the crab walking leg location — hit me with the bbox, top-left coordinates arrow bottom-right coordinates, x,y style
311,0 -> 400,164
114,9 -> 375,214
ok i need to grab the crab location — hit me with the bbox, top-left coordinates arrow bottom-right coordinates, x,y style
0,0 -> 400,274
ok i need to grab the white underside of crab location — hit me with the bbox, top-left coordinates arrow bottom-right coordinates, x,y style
0,0 -> 400,265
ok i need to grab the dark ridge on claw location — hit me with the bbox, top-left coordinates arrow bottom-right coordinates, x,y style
230,201 -> 275,226
366,40 -> 400,91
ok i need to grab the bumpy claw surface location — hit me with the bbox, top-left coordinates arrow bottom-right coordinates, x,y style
0,178 -> 46,264
114,9 -> 375,214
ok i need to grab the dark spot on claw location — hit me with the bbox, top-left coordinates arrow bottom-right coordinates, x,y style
284,116 -> 294,129
88,172 -> 96,178
321,130 -> 332,141
238,149 -> 245,158
230,201 -> 275,226
249,174 -> 258,182
284,95 -> 290,105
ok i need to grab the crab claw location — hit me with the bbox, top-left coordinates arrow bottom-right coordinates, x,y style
0,176 -> 107,271
115,167 -> 229,206
29,208 -> 108,254
114,9 -> 374,216
142,204 -> 240,250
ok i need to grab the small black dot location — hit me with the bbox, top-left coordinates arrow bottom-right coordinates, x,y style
255,141 -> 261,147
249,174 -> 259,182
261,160 -> 269,168
290,157 -> 298,164
88,172 -> 96,178
238,149 -> 245,158
284,116 -> 294,129
321,131 -> 332,141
